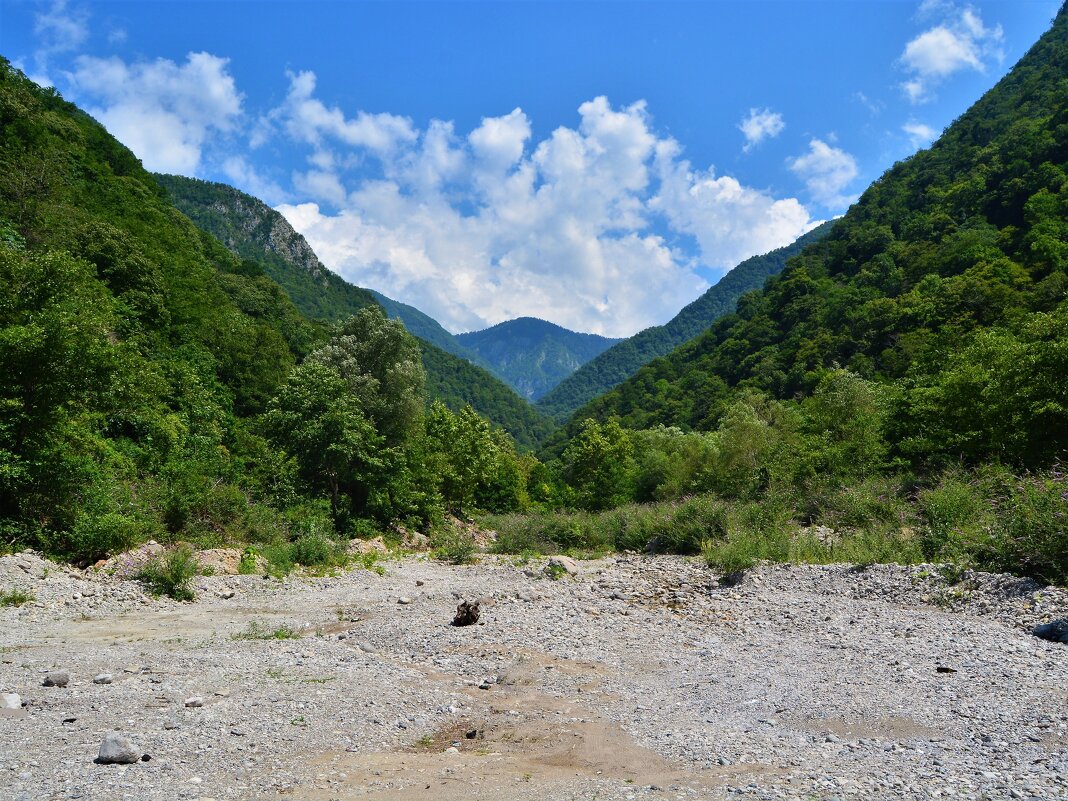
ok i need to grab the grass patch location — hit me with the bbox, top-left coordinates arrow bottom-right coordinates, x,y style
0,588 -> 34,607
232,621 -> 301,640
137,544 -> 199,601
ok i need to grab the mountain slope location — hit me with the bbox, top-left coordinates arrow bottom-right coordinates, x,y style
0,57 -> 322,548
456,317 -> 620,401
154,173 -> 379,323
567,5 -> 1068,468
154,174 -> 552,447
536,221 -> 834,421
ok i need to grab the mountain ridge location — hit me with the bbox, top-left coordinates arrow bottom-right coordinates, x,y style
535,221 -> 835,421
456,316 -> 620,401
561,5 -> 1068,468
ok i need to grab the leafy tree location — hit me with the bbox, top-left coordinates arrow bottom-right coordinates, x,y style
260,362 -> 382,519
306,306 -> 425,447
562,418 -> 635,511
424,402 -> 497,515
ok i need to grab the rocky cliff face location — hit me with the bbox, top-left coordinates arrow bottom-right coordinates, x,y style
203,192 -> 327,282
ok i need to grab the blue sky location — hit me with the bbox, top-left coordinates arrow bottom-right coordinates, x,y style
1,0 -> 1061,336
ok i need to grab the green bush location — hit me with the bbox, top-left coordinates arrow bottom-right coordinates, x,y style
289,533 -> 341,567
990,469 -> 1068,585
917,472 -> 995,561
429,526 -> 476,564
238,546 -> 260,575
662,495 -> 730,553
137,545 -> 199,601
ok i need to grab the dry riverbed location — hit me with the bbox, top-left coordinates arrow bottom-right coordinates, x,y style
1,550 -> 1067,801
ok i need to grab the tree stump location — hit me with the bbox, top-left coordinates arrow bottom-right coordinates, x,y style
452,600 -> 480,627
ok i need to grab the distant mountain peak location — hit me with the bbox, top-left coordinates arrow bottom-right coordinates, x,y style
457,317 -> 621,400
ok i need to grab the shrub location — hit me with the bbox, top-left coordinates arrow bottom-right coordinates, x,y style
238,546 -> 260,575
429,526 -> 476,564
137,544 -> 199,601
917,472 -> 994,561
289,533 -> 339,567
990,468 -> 1068,585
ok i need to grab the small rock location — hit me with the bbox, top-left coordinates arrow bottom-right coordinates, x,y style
96,732 -> 140,765
163,717 -> 180,730
545,555 -> 578,577
93,673 -> 113,685
397,597 -> 412,605
451,600 -> 480,627
1,693 -> 21,709
218,590 -> 236,600
415,580 -> 424,586
1033,619 -> 1068,644
43,671 -> 70,688
184,696 -> 204,708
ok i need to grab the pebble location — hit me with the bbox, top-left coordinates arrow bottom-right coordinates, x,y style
397,597 -> 412,605
1,692 -> 21,709
93,673 -> 113,685
184,696 -> 204,708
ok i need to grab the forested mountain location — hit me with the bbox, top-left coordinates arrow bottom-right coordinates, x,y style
456,317 -> 620,401
155,174 -> 552,448
536,222 -> 834,421
567,5 -> 1068,469
0,58 -> 547,562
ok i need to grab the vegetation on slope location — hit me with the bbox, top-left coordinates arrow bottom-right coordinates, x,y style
155,174 -> 379,323
567,6 -> 1068,473
535,222 -> 834,421
0,58 -> 535,563
456,317 -> 620,401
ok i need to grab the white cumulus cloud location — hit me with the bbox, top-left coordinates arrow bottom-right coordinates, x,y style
787,138 -> 859,210
899,3 -> 1003,103
902,121 -> 939,149
738,108 -> 785,152
270,83 -> 816,336
69,52 -> 243,174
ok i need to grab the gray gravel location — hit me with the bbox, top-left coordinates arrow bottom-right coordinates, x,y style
1,549 -> 1066,800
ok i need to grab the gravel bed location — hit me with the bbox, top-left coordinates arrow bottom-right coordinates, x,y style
1,550 -> 1066,800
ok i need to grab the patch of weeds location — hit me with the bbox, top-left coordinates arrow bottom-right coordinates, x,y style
0,588 -> 34,607
544,561 -> 568,581
416,734 -> 434,750
232,621 -> 300,641
509,549 -> 539,567
938,563 -> 969,585
290,715 -> 308,727
265,667 -> 286,680
238,547 -> 261,575
137,545 -> 199,601
351,551 -> 386,576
